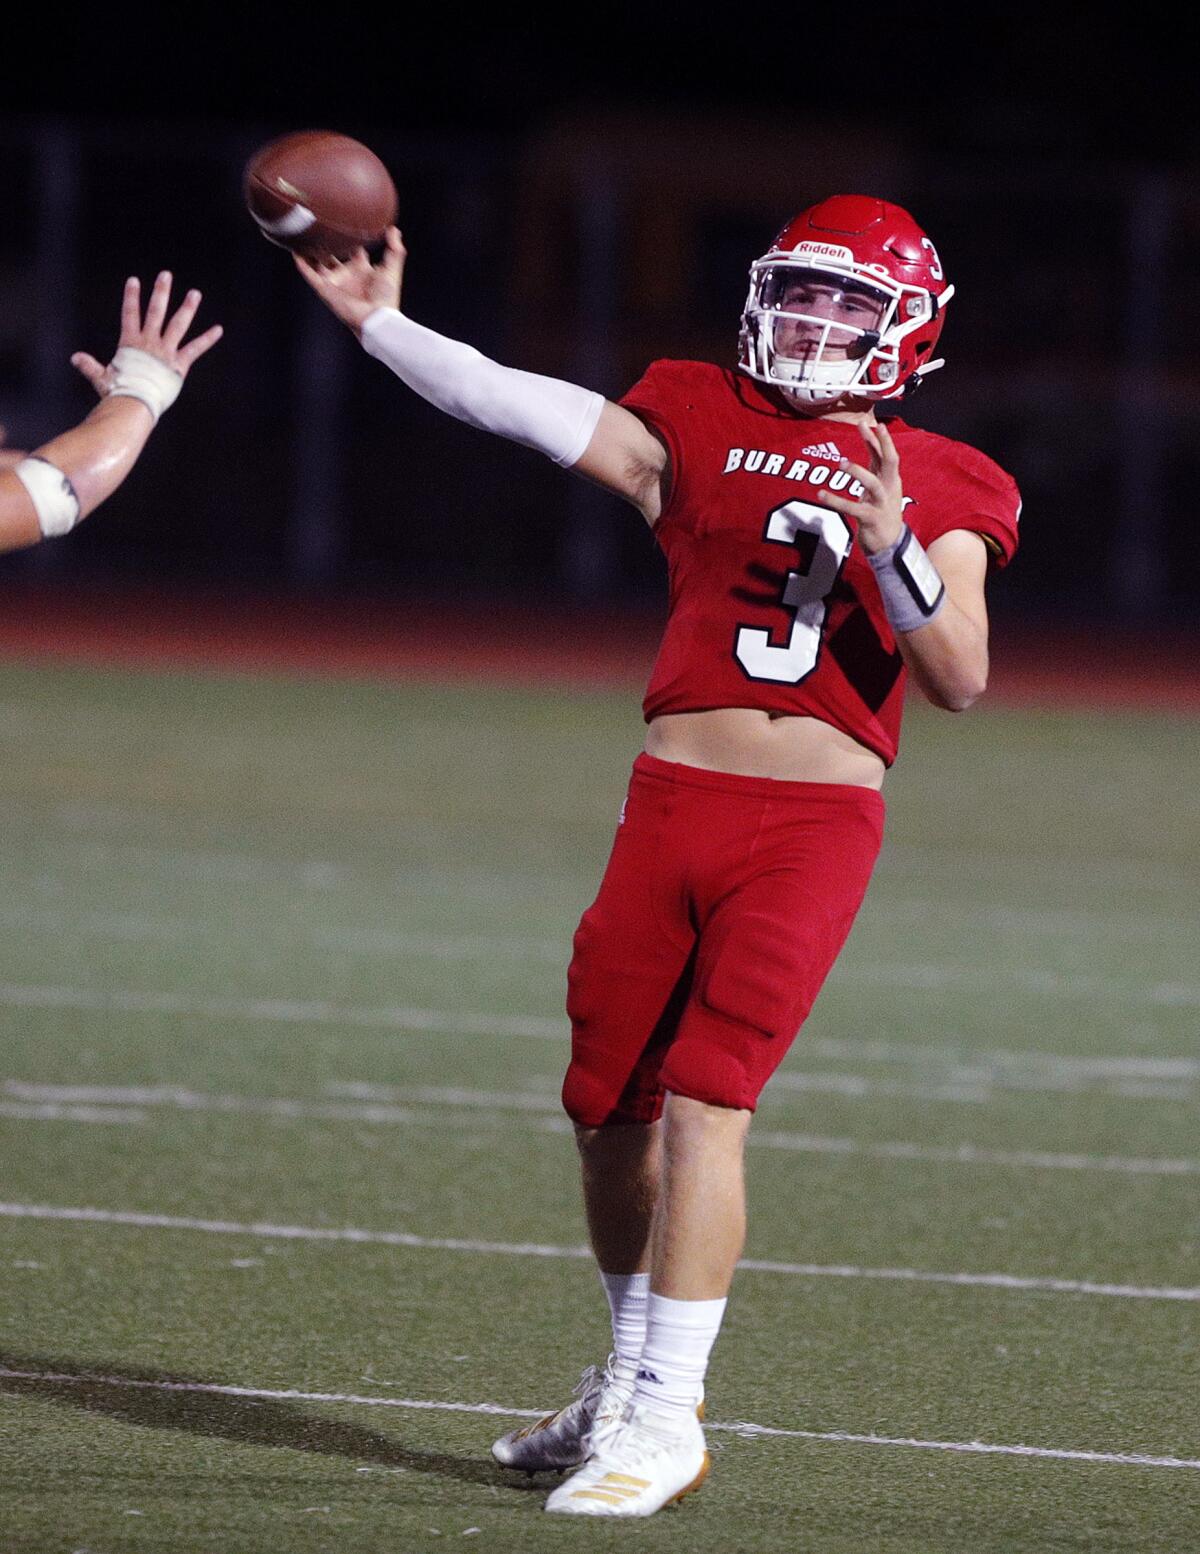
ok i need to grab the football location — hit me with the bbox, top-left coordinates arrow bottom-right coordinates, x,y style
243,130 -> 397,262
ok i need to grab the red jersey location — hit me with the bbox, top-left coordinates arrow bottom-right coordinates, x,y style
621,360 -> 1021,766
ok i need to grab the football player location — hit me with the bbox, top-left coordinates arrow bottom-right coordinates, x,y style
0,273 -> 221,553
295,195 -> 1020,1518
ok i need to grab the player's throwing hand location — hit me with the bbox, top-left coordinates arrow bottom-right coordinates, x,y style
293,226 -> 406,335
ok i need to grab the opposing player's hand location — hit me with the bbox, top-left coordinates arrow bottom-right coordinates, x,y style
816,420 -> 906,554
71,273 -> 223,399
292,226 -> 405,335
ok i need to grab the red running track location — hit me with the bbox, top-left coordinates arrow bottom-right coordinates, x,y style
0,582 -> 1197,713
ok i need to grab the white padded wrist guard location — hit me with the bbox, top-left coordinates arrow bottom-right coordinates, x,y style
14,456 -> 81,537
361,307 -> 604,468
107,347 -> 183,423
867,523 -> 946,634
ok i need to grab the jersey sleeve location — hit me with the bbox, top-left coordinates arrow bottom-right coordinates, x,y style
618,360 -> 702,528
912,441 -> 1022,568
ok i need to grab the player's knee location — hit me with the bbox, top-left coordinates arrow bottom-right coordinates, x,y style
658,1036 -> 761,1112
561,1055 -> 613,1128
663,964 -> 807,1111
564,1033 -> 665,1125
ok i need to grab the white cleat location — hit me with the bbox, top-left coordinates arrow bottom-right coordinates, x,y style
491,1358 -> 632,1473
543,1399 -> 710,1516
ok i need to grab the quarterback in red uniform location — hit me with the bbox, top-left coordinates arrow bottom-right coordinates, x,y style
297,195 -> 1020,1518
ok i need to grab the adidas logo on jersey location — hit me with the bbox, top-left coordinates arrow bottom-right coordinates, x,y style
801,441 -> 844,460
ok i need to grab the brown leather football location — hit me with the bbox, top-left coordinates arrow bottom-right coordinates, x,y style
244,131 -> 397,261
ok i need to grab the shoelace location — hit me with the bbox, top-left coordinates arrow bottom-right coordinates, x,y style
570,1364 -> 602,1401
573,1353 -> 628,1405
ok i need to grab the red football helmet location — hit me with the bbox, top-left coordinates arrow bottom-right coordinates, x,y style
738,195 -> 953,405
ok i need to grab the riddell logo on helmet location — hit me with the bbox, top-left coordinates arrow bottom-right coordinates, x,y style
791,241 -> 855,263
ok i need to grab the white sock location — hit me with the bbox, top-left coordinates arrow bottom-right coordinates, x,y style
599,1271 -> 650,1383
632,1292 -> 727,1419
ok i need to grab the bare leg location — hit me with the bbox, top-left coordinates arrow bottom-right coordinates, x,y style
651,1092 -> 751,1299
574,1119 -> 663,1273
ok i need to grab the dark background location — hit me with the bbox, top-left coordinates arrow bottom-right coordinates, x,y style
1,6 -> 1197,626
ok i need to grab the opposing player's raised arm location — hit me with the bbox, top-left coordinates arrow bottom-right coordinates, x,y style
295,229 -> 671,525
0,273 -> 222,555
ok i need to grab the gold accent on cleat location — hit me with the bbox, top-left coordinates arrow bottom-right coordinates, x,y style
666,1451 -> 710,1507
599,1473 -> 651,1489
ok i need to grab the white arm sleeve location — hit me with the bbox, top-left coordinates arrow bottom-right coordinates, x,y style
361,307 -> 604,469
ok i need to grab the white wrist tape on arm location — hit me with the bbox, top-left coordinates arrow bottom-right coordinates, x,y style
867,523 -> 947,634
361,307 -> 604,468
13,456 -> 81,537
107,347 -> 183,423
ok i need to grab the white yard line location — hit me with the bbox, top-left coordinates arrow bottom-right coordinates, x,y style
4,892 -> 1195,955
836,963 -> 1200,1007
328,1082 -> 562,1111
1,1082 -> 553,1125
1,1203 -> 1195,1303
16,834 -> 567,899
6,1081 -> 1198,1177
8,975 -> 1192,1095
803,1036 -> 1200,1080
309,927 -> 566,962
3,978 -> 1199,1067
764,1069 -> 1195,1103
0,984 -> 563,1040
877,898 -> 1199,943
747,1130 -> 1200,1177
0,906 -> 568,963
5,797 -> 1190,892
0,1101 -> 145,1124
0,1368 -> 1194,1471
876,843 -> 1200,896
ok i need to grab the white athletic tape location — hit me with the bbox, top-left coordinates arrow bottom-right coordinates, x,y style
107,347 -> 183,423
13,458 -> 80,537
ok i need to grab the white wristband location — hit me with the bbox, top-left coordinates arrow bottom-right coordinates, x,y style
361,307 -> 604,468
867,523 -> 946,633
13,456 -> 81,537
107,346 -> 183,424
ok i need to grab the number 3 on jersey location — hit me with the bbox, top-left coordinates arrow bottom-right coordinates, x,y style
734,499 -> 852,684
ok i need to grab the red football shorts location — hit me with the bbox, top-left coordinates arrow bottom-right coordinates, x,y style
562,753 -> 885,1125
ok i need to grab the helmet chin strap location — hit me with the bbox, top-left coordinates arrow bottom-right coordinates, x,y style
774,375 -> 871,413
774,356 -> 864,407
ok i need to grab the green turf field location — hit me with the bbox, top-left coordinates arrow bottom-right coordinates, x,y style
0,659 -> 1196,1553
